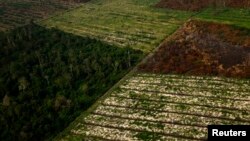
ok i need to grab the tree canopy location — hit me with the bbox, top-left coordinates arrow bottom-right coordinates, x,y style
0,24 -> 143,141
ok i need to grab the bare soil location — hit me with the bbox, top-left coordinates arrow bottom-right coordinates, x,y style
138,20 -> 250,78
155,0 -> 250,11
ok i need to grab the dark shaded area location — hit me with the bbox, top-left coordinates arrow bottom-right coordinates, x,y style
63,0 -> 91,2
138,20 -> 250,78
155,0 -> 250,11
0,24 -> 143,141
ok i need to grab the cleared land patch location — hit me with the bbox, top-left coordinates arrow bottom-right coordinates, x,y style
138,20 -> 250,78
41,0 -> 194,53
56,73 -> 250,140
0,0 -> 88,31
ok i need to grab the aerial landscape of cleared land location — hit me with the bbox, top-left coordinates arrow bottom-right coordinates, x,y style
0,0 -> 249,141
59,73 -> 250,140
0,0 -> 90,31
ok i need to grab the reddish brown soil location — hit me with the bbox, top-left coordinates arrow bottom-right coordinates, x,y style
156,0 -> 250,11
226,0 -> 250,8
138,20 -> 250,78
155,0 -> 211,11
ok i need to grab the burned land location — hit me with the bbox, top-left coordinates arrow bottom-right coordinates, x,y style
156,0 -> 250,11
138,20 -> 250,78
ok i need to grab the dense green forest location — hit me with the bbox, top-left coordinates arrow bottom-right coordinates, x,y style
0,23 -> 143,141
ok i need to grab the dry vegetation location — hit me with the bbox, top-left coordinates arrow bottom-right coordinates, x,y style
138,20 -> 250,78
156,0 -> 250,11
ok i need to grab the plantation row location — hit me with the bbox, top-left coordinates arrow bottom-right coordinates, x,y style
42,0 -> 194,52
0,0 -> 81,31
57,73 -> 250,140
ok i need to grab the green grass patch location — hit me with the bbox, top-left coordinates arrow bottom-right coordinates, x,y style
41,0 -> 194,53
135,131 -> 162,141
194,7 -> 250,29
